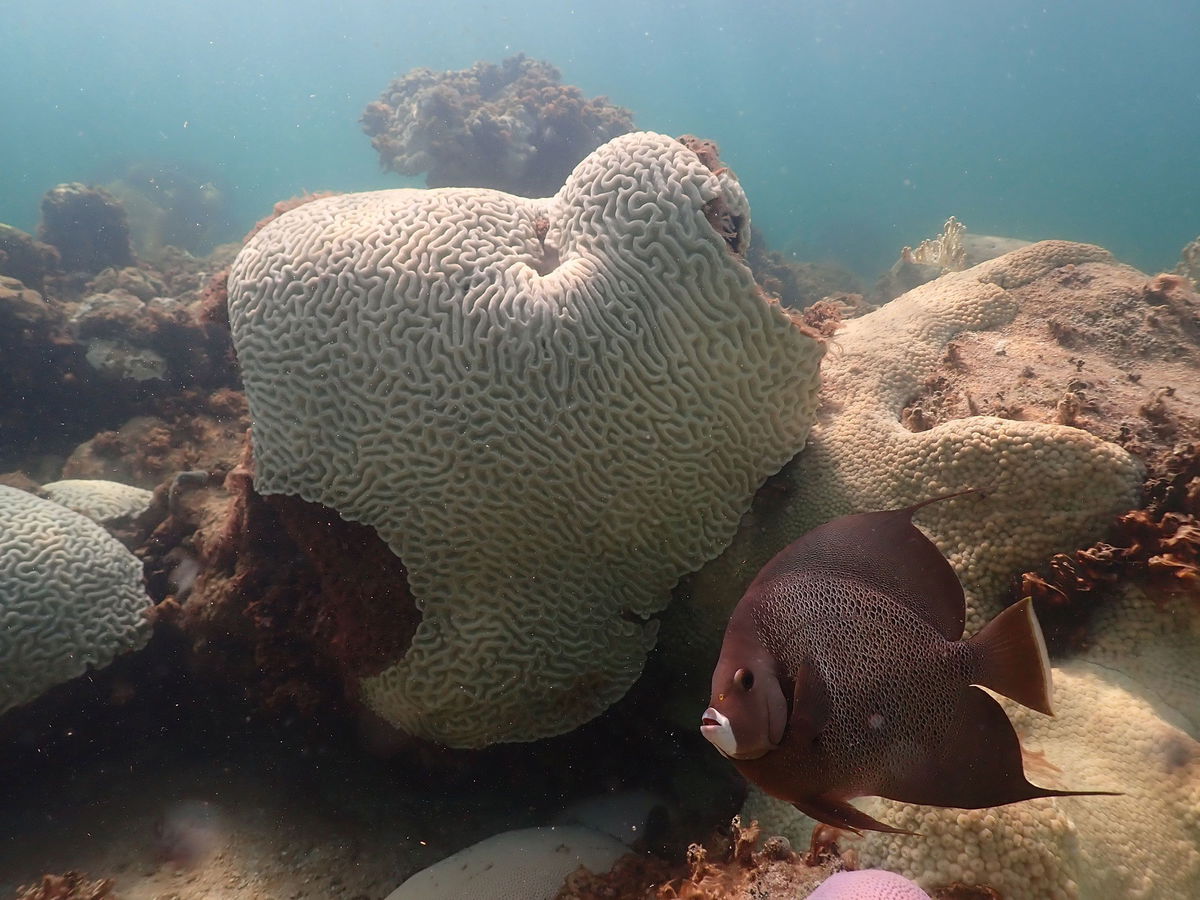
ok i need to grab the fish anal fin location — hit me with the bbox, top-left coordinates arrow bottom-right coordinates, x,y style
791,795 -> 918,836
969,597 -> 1055,716
884,686 -> 1118,810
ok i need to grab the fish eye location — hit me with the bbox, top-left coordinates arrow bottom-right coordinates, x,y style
734,667 -> 754,691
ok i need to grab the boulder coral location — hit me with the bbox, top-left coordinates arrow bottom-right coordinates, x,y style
0,485 -> 151,716
1080,581 -> 1199,737
386,826 -> 629,900
38,183 -> 134,274
226,132 -> 825,746
674,241 -> 1148,686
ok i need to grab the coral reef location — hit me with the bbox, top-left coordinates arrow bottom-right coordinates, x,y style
38,183 -> 134,274
638,242 -> 1200,900
60,393 -> 248,490
163,450 -> 420,721
0,223 -> 60,292
904,216 -> 967,272
0,485 -> 151,717
555,817 -> 835,899
0,247 -> 239,470
1022,501 -> 1199,651
361,54 -> 634,196
225,132 -> 825,747
14,873 -> 116,900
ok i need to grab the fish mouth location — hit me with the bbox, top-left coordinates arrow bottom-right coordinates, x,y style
701,707 -> 775,761
700,707 -> 739,759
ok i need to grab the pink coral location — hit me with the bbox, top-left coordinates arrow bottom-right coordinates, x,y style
809,870 -> 931,900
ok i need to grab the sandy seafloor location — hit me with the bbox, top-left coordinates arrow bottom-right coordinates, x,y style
0,722 -> 535,899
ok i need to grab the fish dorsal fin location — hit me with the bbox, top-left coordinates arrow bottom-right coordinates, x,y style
754,493 -> 973,640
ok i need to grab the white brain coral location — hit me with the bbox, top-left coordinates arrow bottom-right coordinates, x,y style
227,132 -> 824,747
40,478 -> 153,526
0,485 -> 152,715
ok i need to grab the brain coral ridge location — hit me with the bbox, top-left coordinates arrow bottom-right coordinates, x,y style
0,485 -> 151,715
677,241 -> 1145,660
227,132 -> 825,747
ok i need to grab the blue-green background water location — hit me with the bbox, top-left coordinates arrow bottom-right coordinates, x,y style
2,0 -> 1197,275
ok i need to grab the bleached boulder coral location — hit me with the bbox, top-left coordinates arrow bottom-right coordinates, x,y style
226,132 -> 824,746
672,241 -> 1146,687
385,826 -> 628,900
0,485 -> 152,715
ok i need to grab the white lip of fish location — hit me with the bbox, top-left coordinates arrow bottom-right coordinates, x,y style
700,707 -> 739,759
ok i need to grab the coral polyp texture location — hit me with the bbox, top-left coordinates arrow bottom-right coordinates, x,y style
361,54 -> 634,197
0,485 -> 151,716
226,131 -> 825,746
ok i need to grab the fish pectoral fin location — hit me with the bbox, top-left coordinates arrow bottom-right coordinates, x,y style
786,661 -> 830,744
883,685 -> 1114,811
790,794 -> 918,836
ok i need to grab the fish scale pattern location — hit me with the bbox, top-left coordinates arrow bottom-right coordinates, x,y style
0,485 -> 151,715
754,574 -> 974,798
227,132 -> 825,747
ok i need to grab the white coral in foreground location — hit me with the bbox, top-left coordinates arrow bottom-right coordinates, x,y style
227,132 -> 825,746
0,485 -> 151,714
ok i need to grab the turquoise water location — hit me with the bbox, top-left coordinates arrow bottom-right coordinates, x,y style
1,0 -> 1197,274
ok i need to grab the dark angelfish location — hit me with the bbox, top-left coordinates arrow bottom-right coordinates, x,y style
700,492 -> 1116,834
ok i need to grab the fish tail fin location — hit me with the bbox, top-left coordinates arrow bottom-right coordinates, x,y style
968,597 -> 1055,716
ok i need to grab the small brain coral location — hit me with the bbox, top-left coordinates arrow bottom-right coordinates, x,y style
40,478 -> 154,527
0,485 -> 151,715
361,54 -> 634,197
227,131 -> 824,747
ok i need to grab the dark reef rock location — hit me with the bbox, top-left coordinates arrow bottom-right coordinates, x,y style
362,54 -> 634,197
0,224 -> 60,292
38,183 -> 135,274
745,227 -> 862,310
0,252 -> 238,469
